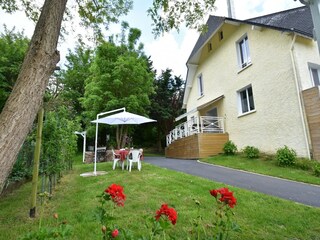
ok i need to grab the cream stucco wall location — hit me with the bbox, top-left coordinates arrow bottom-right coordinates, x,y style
293,37 -> 320,90
186,24 -> 314,157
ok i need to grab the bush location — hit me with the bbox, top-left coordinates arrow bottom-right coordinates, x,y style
313,163 -> 320,177
294,158 -> 314,171
276,146 -> 296,167
223,140 -> 237,155
243,146 -> 260,159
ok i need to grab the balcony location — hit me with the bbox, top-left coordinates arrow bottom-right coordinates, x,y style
166,116 -> 225,146
165,116 -> 228,159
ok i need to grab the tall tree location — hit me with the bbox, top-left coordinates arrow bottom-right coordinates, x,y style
82,27 -> 154,148
59,41 -> 93,116
0,0 -> 216,192
150,69 -> 185,151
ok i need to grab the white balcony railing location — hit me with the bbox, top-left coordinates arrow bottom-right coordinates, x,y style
166,116 -> 225,146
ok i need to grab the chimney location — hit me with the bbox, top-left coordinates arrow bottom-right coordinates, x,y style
226,0 -> 235,18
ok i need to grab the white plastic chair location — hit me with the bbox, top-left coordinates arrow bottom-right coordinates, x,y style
127,149 -> 142,172
112,150 -> 125,170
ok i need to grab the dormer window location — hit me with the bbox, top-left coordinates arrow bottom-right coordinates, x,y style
237,34 -> 251,69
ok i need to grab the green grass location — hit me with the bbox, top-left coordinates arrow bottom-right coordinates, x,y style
0,157 -> 320,239
202,154 -> 320,185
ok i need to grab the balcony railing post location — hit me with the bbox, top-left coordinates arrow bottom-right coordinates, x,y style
174,128 -> 177,141
200,116 -> 204,133
222,118 -> 225,133
197,116 -> 200,133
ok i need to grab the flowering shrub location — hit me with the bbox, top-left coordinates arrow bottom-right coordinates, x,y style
210,187 -> 237,208
96,184 -> 126,239
96,184 -> 238,240
209,187 -> 239,239
155,203 -> 177,225
104,183 -> 126,206
145,203 -> 178,239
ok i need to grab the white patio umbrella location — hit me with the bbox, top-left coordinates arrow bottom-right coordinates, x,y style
92,111 -> 156,125
80,108 -> 156,177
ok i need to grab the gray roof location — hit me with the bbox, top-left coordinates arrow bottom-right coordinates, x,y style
188,16 -> 225,62
188,6 -> 313,63
247,6 -> 313,37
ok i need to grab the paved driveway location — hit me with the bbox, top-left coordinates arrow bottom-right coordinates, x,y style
144,157 -> 320,208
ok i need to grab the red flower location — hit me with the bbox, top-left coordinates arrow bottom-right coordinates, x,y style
111,229 -> 119,238
209,187 -> 237,208
210,189 -> 218,197
105,184 -> 126,206
155,204 -> 178,225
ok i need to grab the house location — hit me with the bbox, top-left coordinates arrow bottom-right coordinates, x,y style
165,6 -> 320,160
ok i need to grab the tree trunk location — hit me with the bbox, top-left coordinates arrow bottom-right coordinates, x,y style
0,0 -> 67,192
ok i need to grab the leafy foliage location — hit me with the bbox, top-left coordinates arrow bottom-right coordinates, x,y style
294,158 -> 315,171
1,0 -> 216,38
59,41 -> 93,116
0,0 -> 19,13
41,106 -> 79,176
20,224 -> 72,240
75,0 -> 133,39
0,26 -> 29,111
148,0 -> 217,36
223,140 -> 237,155
243,146 -> 260,159
81,27 -> 154,148
276,146 -> 297,167
313,163 -> 320,177
149,69 -> 185,150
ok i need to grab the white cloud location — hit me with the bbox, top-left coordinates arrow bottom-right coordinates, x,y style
234,0 -> 303,19
145,29 -> 199,77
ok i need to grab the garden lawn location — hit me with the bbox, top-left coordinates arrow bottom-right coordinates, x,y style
202,154 -> 320,186
0,157 -> 319,239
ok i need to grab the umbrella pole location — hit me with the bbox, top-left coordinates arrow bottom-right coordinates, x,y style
94,119 -> 98,175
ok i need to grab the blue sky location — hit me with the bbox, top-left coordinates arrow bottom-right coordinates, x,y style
0,0 -> 303,78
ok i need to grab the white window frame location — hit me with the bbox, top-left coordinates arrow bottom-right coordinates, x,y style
308,62 -> 320,87
237,85 -> 255,115
197,74 -> 204,97
236,34 -> 251,69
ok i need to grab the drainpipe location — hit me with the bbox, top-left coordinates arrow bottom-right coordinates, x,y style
290,33 -> 312,159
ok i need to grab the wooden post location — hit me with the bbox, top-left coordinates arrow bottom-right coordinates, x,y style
29,108 -> 44,218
